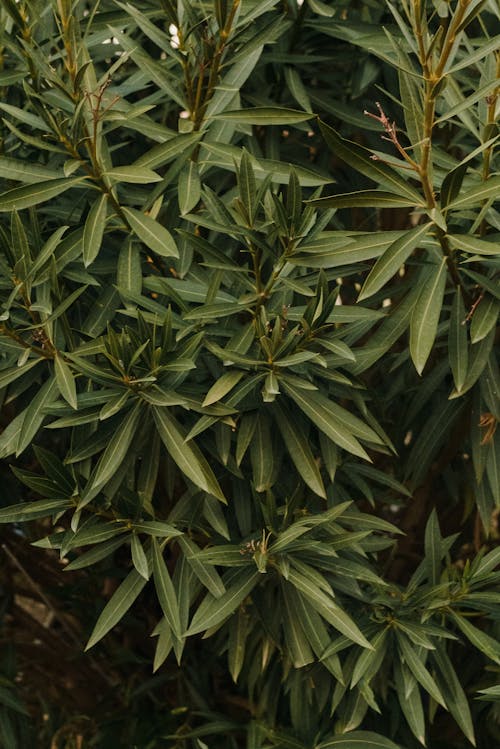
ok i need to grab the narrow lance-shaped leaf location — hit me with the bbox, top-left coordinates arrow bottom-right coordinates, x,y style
250,412 -> 274,493
272,401 -> 326,498
0,156 -> 62,184
122,206 -> 179,258
177,536 -> 226,598
397,633 -> 446,707
104,166 -> 162,184
448,287 -> 468,392
316,731 -> 404,749
152,406 -> 226,502
83,193 -> 107,267
117,239 -> 142,296
134,132 -> 201,170
54,354 -> 78,410
131,534 -> 150,580
85,568 -> 147,650
394,661 -> 426,746
228,605 -> 247,683
287,567 -> 372,649
210,107 -> 314,124
17,378 -> 59,456
308,190 -> 420,209
64,535 -> 128,571
359,223 -> 432,301
0,498 -> 73,524
283,382 -> 371,461
82,402 -> 142,502
282,583 -> 315,668
318,120 -> 424,202
433,645 -> 476,746
424,509 -> 442,585
470,295 -> 499,344
203,371 -> 244,407
237,149 -> 257,225
448,234 -> 500,256
178,159 -> 201,215
186,568 -> 260,636
0,177 -> 85,212
152,537 -> 181,637
447,174 -> 500,210
410,258 -> 447,375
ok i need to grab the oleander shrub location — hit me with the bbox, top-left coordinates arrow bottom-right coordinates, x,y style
0,1 -> 499,747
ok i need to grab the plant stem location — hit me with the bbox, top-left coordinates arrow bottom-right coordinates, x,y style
191,0 -> 240,130
414,0 -> 473,305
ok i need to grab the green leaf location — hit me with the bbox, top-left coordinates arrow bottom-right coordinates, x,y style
351,628 -> 388,687
450,326 -> 495,397
135,133 -> 201,169
394,661 -> 426,745
451,613 -> 500,664
318,120 -> 424,202
17,378 -> 59,456
54,354 -> 77,410
186,568 -> 260,636
152,406 -> 225,502
237,149 -> 257,224
228,605 -> 247,682
0,177 -> 85,211
104,166 -> 162,184
359,223 -> 431,301
210,107 -> 314,124
203,371 -> 244,407
131,521 -> 182,538
424,509 -> 442,585
433,645 -> 476,746
177,536 -> 226,598
308,0 -> 335,15
0,498 -> 73,524
67,521 -> 128,549
0,358 -> 41,390
282,583 -> 315,667
476,685 -> 500,701
272,401 -> 326,498
82,402 -> 142,502
28,225 -> 69,280
410,258 -> 447,375
448,287 -> 468,392
131,534 -> 150,580
441,163 -> 468,209
0,156 -> 61,184
122,207 -> 179,258
152,537 -> 181,637
308,190 -> 420,209
316,731 -> 404,749
470,295 -> 499,344
448,234 -> 500,256
152,617 -> 173,673
283,382 -> 376,460
396,633 -> 446,707
178,159 -> 201,215
117,239 -> 142,296
447,175 -> 500,210
85,568 -> 147,650
64,536 -> 128,571
83,194 -> 107,268
287,567 -> 371,648
250,412 -> 274,493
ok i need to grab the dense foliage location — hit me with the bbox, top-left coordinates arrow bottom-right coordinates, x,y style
0,0 -> 499,747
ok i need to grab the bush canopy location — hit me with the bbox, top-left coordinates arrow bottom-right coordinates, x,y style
0,0 -> 499,747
